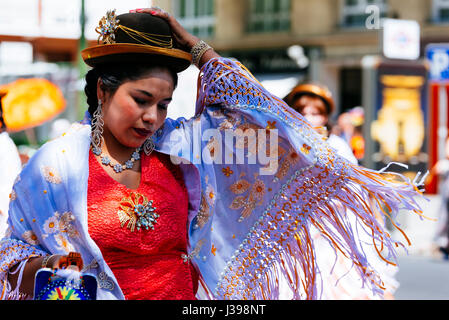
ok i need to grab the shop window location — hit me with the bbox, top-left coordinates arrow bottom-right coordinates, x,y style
247,0 -> 290,33
341,0 -> 387,28
172,0 -> 215,38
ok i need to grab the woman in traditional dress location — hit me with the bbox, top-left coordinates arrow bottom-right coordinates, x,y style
1,8 -> 424,300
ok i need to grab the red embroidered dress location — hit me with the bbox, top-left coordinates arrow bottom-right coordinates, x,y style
87,149 -> 198,300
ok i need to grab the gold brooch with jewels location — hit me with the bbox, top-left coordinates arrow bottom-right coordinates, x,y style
95,9 -> 120,44
117,192 -> 159,232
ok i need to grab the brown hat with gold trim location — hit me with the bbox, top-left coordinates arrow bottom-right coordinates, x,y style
284,83 -> 335,115
81,10 -> 192,73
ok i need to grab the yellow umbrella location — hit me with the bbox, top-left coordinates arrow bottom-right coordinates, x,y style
0,78 -> 66,132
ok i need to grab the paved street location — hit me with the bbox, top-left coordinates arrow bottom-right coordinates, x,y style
390,195 -> 449,300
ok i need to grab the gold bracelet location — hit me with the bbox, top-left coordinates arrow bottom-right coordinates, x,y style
190,40 -> 212,68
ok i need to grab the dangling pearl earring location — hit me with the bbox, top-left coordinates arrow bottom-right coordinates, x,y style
91,99 -> 104,156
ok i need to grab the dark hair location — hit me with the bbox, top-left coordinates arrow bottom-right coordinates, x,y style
84,62 -> 178,117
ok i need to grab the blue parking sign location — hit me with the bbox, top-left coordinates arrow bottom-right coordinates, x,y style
427,44 -> 449,82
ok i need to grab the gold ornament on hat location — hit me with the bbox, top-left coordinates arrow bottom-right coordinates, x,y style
95,9 -> 120,44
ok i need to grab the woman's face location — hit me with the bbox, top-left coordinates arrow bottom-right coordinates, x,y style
294,95 -> 328,128
98,67 -> 175,150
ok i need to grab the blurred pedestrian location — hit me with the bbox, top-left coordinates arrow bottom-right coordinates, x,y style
0,92 -> 22,239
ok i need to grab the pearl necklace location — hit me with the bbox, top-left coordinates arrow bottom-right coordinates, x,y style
92,144 -> 142,174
